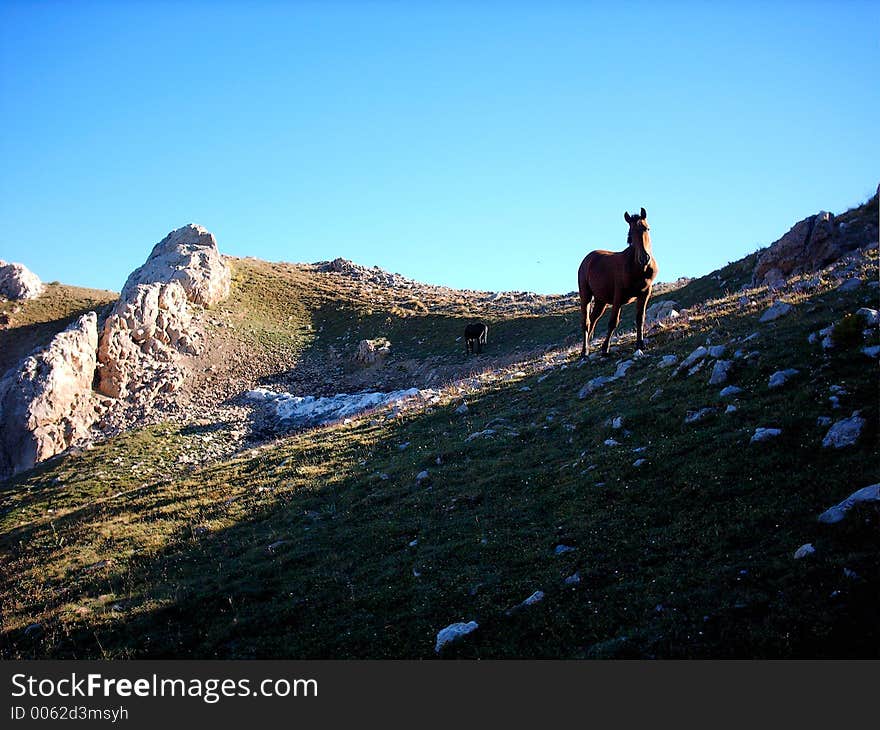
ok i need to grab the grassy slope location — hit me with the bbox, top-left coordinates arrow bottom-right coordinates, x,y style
1,250 -> 877,659
219,258 -> 580,379
0,284 -> 117,376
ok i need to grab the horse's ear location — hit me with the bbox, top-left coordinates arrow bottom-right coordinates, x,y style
640,207 -> 647,219
624,211 -> 632,223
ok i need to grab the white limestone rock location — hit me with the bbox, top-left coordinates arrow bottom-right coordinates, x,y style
0,313 -> 99,477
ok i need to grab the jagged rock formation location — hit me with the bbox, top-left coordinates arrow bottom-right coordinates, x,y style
0,260 -> 43,301
752,194 -> 878,286
97,224 -> 230,400
0,313 -> 99,477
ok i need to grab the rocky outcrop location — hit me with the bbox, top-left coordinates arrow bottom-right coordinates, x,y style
97,224 -> 230,401
752,194 -> 879,287
0,313 -> 99,477
0,260 -> 43,301
120,224 -> 231,306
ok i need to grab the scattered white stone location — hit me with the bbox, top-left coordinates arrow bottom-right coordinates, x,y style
751,427 -> 782,443
633,458 -> 647,467
521,590 -> 545,607
862,345 -> 880,359
465,429 -> 496,442
604,438 -> 620,446
720,385 -> 744,398
680,346 -> 708,370
416,470 -> 430,483
760,301 -> 793,322
818,484 -> 880,524
658,354 -> 678,368
611,416 -> 624,430
554,544 -> 576,555
578,375 -> 614,399
688,360 -> 706,376
725,405 -> 737,414
708,345 -> 727,358
816,416 -> 832,427
768,369 -> 799,388
614,359 -> 635,378
685,408 -> 714,424
633,349 -> 647,359
822,412 -> 865,448
708,359 -> 733,385
793,543 -> 815,560
856,308 -> 880,326
435,621 -> 479,652
564,572 -> 581,585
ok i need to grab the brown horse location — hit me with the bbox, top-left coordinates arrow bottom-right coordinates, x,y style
577,207 -> 658,357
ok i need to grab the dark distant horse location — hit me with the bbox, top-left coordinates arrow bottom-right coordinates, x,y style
577,207 -> 658,357
464,322 -> 488,354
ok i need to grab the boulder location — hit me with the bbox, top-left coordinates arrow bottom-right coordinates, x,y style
0,260 -> 43,301
0,313 -> 99,477
354,338 -> 391,366
760,301 -> 793,322
646,299 -> 680,325
822,412 -> 865,448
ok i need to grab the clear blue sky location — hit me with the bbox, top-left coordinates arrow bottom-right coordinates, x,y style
1,1 -> 877,295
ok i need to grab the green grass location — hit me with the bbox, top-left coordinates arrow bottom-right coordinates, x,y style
2,251 -> 877,659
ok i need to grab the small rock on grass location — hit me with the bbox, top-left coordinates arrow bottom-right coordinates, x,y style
760,301 -> 793,322
750,427 -> 781,443
793,543 -> 815,560
768,369 -> 799,388
435,621 -> 479,652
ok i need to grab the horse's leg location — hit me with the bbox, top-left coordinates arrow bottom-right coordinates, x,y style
587,302 -> 607,353
602,299 -> 622,356
635,293 -> 649,350
579,295 -> 591,358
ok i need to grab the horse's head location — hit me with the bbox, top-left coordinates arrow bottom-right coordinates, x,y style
624,207 -> 653,271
